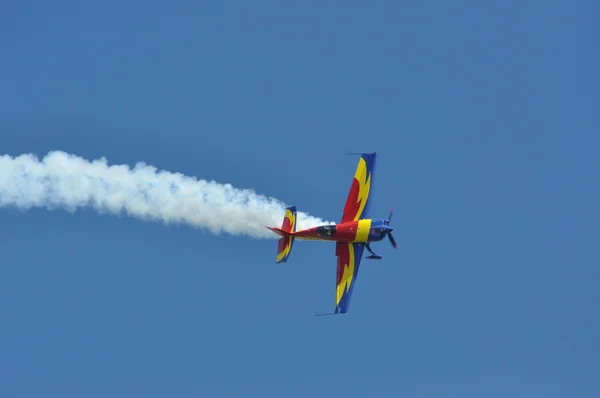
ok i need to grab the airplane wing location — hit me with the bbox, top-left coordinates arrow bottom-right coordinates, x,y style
334,242 -> 366,314
340,153 -> 376,223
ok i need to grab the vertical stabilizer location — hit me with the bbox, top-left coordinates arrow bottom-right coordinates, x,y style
276,206 -> 296,263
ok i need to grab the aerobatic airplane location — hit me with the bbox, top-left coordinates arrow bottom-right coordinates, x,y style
266,152 -> 396,315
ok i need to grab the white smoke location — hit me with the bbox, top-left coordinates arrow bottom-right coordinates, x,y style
0,151 -> 331,238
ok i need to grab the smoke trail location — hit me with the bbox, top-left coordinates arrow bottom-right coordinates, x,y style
0,151 -> 331,238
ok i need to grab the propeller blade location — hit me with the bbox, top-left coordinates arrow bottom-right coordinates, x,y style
388,208 -> 394,223
388,232 -> 397,249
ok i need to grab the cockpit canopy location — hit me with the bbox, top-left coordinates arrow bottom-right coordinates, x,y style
316,225 -> 336,237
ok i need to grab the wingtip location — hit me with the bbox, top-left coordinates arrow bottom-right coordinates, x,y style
346,151 -> 377,156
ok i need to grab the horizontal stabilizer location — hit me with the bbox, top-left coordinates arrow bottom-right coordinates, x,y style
266,226 -> 294,237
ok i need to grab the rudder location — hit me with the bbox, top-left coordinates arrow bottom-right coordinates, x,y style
276,206 -> 297,263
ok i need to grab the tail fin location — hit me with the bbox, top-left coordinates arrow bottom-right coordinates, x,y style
272,206 -> 297,263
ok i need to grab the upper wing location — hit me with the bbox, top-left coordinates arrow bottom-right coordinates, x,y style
340,153 -> 377,223
334,242 -> 366,314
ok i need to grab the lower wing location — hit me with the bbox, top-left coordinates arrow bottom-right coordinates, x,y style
334,242 -> 365,314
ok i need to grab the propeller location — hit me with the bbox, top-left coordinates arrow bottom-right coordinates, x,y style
386,208 -> 397,249
387,232 -> 397,249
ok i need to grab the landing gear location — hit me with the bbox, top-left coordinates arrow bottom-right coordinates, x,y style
365,243 -> 382,260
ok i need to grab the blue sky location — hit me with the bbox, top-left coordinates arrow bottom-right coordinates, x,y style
1,1 -> 598,396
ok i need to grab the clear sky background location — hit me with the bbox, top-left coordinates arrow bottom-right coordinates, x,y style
1,1 -> 598,397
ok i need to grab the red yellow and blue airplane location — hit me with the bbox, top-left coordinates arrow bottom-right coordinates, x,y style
266,152 -> 396,315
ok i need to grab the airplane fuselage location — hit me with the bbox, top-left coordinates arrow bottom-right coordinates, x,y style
292,218 -> 393,243
266,152 -> 396,313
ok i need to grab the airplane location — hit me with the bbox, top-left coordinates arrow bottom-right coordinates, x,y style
266,152 -> 396,315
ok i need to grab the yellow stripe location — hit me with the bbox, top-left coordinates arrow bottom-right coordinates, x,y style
336,243 -> 355,305
276,238 -> 292,262
353,158 -> 372,221
354,219 -> 371,242
284,209 -> 295,232
276,248 -> 287,262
